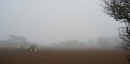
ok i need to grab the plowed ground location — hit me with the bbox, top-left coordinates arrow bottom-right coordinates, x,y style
0,48 -> 128,64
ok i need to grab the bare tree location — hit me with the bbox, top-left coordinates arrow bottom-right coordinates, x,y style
101,0 -> 130,63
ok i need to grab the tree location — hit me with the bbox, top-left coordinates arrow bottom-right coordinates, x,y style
97,37 -> 117,48
7,35 -> 30,48
97,37 -> 109,48
101,0 -> 130,62
87,38 -> 94,48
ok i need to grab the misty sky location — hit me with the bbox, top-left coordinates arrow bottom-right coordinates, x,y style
0,0 -> 124,45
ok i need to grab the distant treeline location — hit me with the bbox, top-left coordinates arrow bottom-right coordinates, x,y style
48,40 -> 88,49
48,36 -> 120,49
96,36 -> 120,48
0,35 -> 30,48
0,35 -> 120,49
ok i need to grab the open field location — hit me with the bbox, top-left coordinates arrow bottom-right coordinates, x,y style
0,48 -> 128,64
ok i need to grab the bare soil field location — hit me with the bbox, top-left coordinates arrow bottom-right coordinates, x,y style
0,48 -> 128,64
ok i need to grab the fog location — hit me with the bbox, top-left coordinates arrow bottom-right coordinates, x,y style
0,35 -> 120,49
0,0 -> 124,48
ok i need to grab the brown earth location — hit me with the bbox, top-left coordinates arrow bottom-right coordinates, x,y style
0,48 -> 128,64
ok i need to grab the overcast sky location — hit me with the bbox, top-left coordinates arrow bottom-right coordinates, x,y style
0,0 -> 124,45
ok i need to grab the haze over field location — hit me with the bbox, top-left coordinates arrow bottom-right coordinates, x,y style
0,0 -> 124,46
